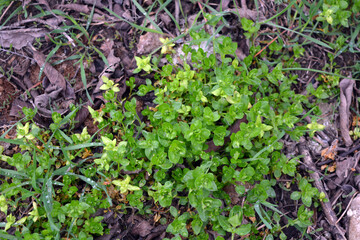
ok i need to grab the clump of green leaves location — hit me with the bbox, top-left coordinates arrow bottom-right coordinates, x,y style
87,30 -> 323,239
0,109 -> 110,239
317,0 -> 360,30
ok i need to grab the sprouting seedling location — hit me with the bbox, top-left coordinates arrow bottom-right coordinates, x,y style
100,76 -> 120,92
159,37 -> 175,54
133,55 -> 152,73
112,175 -> 140,194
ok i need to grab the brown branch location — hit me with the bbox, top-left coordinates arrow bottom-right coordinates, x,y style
298,137 -> 346,239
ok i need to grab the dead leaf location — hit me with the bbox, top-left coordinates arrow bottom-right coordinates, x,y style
0,29 -> 47,50
336,157 -> 353,181
8,55 -> 30,76
153,213 -> 161,223
352,116 -> 360,126
31,46 -> 66,92
128,216 -> 154,237
159,13 -> 172,27
321,139 -> 338,160
339,78 -> 355,147
83,0 -> 105,8
30,46 -> 75,118
227,8 -> 266,22
57,4 -> 90,13
328,163 -> 336,173
136,25 -> 163,55
100,39 -> 114,57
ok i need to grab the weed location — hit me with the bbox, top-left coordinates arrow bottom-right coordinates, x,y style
86,30 -> 324,239
0,108 -> 109,239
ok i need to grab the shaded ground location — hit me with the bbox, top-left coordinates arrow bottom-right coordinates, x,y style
1,0 -> 360,239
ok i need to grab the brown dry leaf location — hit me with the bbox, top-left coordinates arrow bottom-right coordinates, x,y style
31,46 -> 66,91
153,213 -> 161,223
328,163 -> 336,173
129,216 -> 154,237
339,78 -> 355,147
159,13 -> 172,27
136,25 -> 163,55
321,139 -> 338,160
30,46 -> 75,118
0,29 -> 47,50
81,148 -> 93,159
100,39 -> 114,57
321,164 -> 328,171
336,157 -> 353,181
352,116 -> 360,126
57,3 -> 90,13
248,216 -> 256,223
106,185 -> 119,199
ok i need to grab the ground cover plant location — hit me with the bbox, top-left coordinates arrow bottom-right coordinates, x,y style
0,0 -> 360,239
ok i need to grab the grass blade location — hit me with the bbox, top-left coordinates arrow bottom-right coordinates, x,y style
0,168 -> 28,179
65,172 -> 101,190
104,7 -> 164,34
80,55 -> 94,104
62,142 -> 103,151
0,138 -> 31,147
86,1 -> 96,31
0,232 -> 19,240
41,176 -> 59,232
38,43 -> 61,81
254,202 -> 272,229
1,181 -> 31,194
282,67 -> 356,79
265,22 -> 332,49
131,0 -> 163,33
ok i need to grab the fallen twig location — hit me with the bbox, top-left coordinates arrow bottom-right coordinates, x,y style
298,137 -> 346,240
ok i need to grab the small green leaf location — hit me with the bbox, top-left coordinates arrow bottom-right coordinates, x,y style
235,223 -> 252,236
112,175 -> 140,193
290,191 -> 301,201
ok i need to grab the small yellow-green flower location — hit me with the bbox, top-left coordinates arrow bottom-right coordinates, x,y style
134,55 -> 152,73
160,37 -> 175,54
100,76 -> 120,92
112,175 -> 140,194
16,122 -> 35,140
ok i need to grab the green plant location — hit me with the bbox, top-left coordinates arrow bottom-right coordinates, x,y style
0,2 -> 347,238
0,108 -> 110,240
86,29 -> 324,238
317,0 -> 360,31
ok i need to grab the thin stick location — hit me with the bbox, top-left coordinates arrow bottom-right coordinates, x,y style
336,192 -> 359,224
298,137 -> 346,240
254,29 -> 287,58
0,0 -> 14,23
